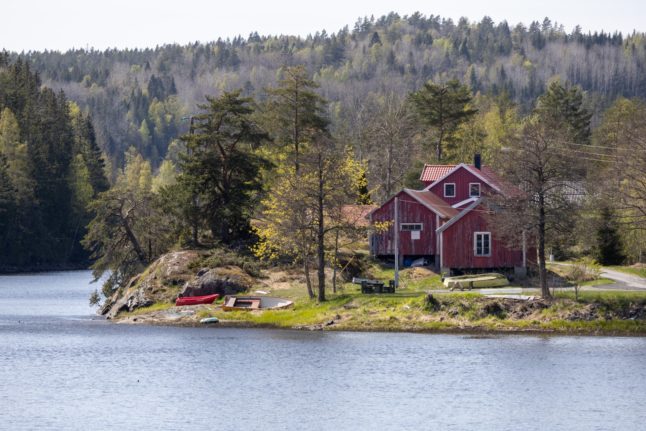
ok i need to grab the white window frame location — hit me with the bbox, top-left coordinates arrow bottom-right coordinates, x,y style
444,183 -> 456,198
400,223 -> 423,231
474,232 -> 491,257
469,183 -> 481,197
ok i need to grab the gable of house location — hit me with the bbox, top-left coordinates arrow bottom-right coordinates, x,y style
425,164 -> 501,205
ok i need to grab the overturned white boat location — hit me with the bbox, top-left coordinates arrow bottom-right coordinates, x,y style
443,273 -> 509,289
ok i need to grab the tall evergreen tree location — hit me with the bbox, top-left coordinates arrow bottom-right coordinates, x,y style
178,90 -> 270,244
0,154 -> 15,259
537,80 -> 592,145
409,79 -> 477,161
596,205 -> 626,265
264,65 -> 328,172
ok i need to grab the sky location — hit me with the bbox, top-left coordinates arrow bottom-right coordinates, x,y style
3,0 -> 646,52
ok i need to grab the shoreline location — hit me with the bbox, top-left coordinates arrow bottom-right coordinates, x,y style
112,304 -> 646,337
115,316 -> 646,337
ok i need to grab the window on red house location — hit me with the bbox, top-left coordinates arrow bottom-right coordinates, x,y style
474,232 -> 491,256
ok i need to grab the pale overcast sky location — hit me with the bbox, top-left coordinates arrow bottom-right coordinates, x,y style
3,0 -> 645,52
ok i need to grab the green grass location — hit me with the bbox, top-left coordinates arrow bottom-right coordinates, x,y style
554,289 -> 646,302
580,278 -> 615,287
607,266 -> 646,279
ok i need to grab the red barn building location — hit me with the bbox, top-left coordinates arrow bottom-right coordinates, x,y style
369,155 -> 533,276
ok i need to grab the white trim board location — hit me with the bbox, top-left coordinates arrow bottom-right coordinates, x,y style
451,197 -> 478,208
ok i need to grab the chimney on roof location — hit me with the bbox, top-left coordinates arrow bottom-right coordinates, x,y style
474,153 -> 482,170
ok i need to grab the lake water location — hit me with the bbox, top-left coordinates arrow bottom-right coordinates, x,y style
1,271 -> 645,430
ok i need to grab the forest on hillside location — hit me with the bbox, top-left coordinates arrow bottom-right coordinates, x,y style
12,13 -> 646,173
1,12 -> 645,294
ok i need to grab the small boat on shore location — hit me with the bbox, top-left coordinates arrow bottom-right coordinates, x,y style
199,317 -> 219,324
222,296 -> 293,311
443,273 -> 509,289
175,293 -> 220,306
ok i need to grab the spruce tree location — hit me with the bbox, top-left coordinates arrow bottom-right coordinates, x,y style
596,206 -> 626,265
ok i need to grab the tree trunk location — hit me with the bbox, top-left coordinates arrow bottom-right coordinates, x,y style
122,216 -> 147,265
386,138 -> 393,196
436,127 -> 444,161
332,229 -> 339,293
303,256 -> 314,299
538,194 -> 551,299
317,152 -> 326,302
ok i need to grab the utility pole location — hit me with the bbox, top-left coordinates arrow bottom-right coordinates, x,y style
394,196 -> 399,288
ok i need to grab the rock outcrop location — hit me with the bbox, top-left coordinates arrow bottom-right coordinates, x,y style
180,266 -> 253,297
101,250 -> 256,319
102,250 -> 200,319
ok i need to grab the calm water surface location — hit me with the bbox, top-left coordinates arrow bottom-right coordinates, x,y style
1,271 -> 645,430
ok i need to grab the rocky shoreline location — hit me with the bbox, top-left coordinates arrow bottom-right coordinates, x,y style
101,250 -> 646,337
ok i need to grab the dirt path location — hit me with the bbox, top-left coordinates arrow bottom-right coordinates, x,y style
599,268 -> 646,290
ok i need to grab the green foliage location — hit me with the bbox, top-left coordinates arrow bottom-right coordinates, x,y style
254,139 -> 362,300
536,80 -> 592,145
83,148 -> 174,294
263,65 -> 329,172
409,79 -> 477,161
175,90 -> 270,245
596,206 -> 626,265
89,289 -> 101,306
12,13 -> 644,180
0,58 -> 106,268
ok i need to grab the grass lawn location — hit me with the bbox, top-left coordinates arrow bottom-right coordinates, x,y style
192,287 -> 646,335
581,278 -> 615,287
553,289 -> 646,301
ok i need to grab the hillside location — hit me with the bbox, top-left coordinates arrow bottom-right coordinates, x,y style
12,13 -> 646,172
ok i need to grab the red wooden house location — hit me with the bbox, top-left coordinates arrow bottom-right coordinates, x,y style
369,155 -> 532,276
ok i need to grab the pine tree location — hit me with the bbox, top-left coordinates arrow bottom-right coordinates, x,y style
537,80 -> 592,145
177,90 -> 270,244
409,79 -> 477,161
264,65 -> 328,172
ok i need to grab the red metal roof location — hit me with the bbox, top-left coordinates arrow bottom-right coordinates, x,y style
419,164 -> 456,182
404,189 -> 459,219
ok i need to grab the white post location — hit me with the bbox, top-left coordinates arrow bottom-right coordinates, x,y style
394,196 -> 399,288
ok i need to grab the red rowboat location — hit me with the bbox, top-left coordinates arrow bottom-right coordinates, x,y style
175,294 -> 220,306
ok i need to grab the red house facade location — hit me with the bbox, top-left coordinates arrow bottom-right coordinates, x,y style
369,156 -> 532,276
